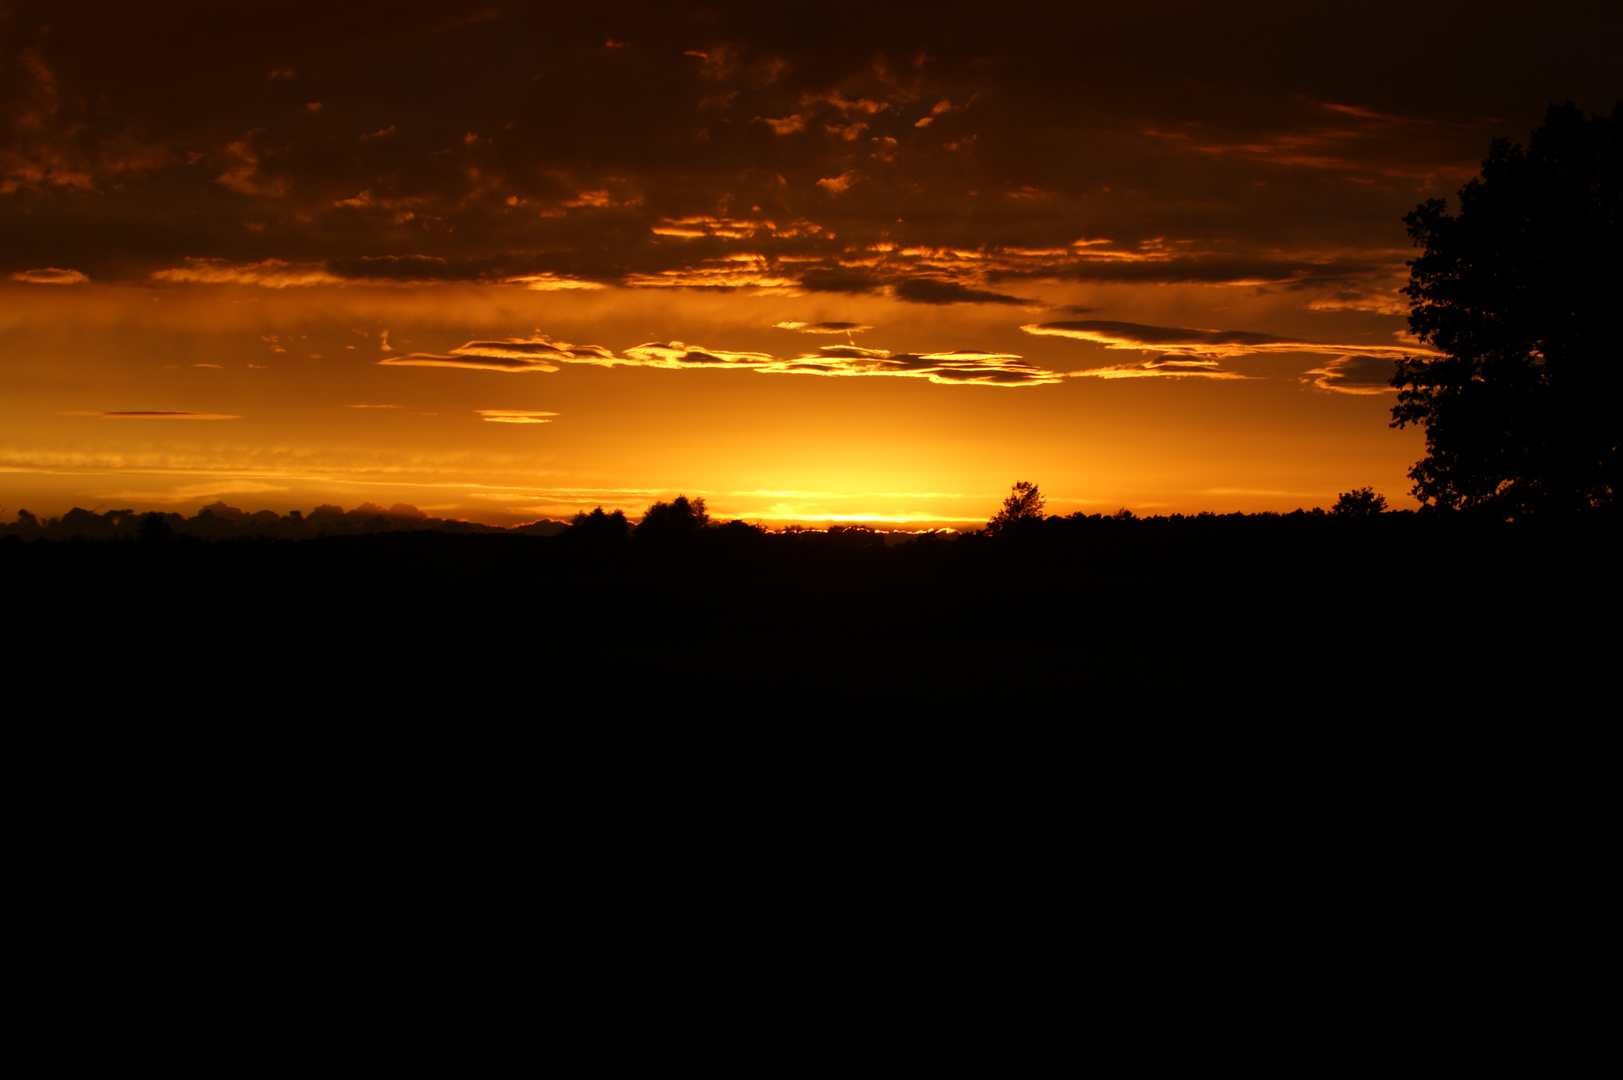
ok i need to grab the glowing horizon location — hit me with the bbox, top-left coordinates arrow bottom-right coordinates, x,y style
4,6 -> 1616,527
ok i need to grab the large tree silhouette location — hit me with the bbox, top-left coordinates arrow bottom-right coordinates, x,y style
1391,102 -> 1620,517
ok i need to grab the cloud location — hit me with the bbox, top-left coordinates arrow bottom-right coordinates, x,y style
1,52 -> 170,196
377,332 -> 1065,386
1065,359 -> 1252,381
98,480 -> 291,504
477,409 -> 558,424
152,258 -> 345,287
379,353 -> 556,373
1,3 -> 1600,309
807,345 -> 890,359
755,115 -> 806,135
152,255 -> 486,288
798,267 -> 1036,306
774,321 -> 874,334
622,342 -> 779,367
214,130 -> 285,197
1305,354 -> 1398,394
503,274 -> 607,290
59,410 -> 240,419
11,267 -> 88,284
892,278 -> 1033,305
767,347 -> 1062,387
815,171 -> 858,195
1022,320 -> 1422,359
650,215 -> 781,239
378,337 -> 612,373
798,268 -> 884,294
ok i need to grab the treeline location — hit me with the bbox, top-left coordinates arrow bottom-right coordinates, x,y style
5,493 -> 1616,565
0,500 -> 564,541
6,493 -> 1617,591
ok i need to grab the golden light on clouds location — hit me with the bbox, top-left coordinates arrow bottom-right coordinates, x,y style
6,3 -> 1607,524
478,410 -> 558,424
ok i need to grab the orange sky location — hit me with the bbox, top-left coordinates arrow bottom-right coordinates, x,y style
4,3 -> 1619,526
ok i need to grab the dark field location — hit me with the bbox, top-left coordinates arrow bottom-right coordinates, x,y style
11,516 -> 1615,1067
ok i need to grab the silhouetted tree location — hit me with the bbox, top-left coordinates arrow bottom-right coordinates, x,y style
987,481 -> 1045,535
634,496 -> 709,547
1332,487 -> 1387,517
138,511 -> 173,543
561,506 -> 631,555
1391,101 -> 1620,517
570,506 -> 630,538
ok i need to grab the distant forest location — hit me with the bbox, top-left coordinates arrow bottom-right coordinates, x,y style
7,488 -> 1615,651
4,486 -> 1593,547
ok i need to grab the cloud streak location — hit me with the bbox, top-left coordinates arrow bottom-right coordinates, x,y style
11,267 -> 88,284
380,335 -> 1066,386
1304,354 -> 1399,395
774,320 -> 874,334
477,409 -> 558,424
379,338 -> 615,373
60,410 -> 240,420
1021,320 -> 1422,359
1021,319 -> 1433,380
152,258 -> 346,288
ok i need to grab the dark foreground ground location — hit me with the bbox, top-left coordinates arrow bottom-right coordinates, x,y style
9,518 -> 1616,1069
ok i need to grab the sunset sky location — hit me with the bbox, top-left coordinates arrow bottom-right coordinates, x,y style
5,1 -> 1620,527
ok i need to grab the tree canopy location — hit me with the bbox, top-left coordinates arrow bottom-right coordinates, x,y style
1391,101 -> 1620,517
987,481 -> 1046,535
635,495 -> 709,546
1331,487 -> 1387,518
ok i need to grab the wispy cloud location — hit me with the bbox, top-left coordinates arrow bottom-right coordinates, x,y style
11,267 -> 88,284
774,320 -> 874,334
1023,319 -> 1430,380
1065,359 -> 1252,381
380,335 -> 1066,386
97,480 -> 290,504
59,410 -> 240,420
379,338 -> 611,373
477,409 -> 558,424
1022,319 -> 1422,359
1304,354 -> 1398,394
152,258 -> 344,287
503,274 -> 607,290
